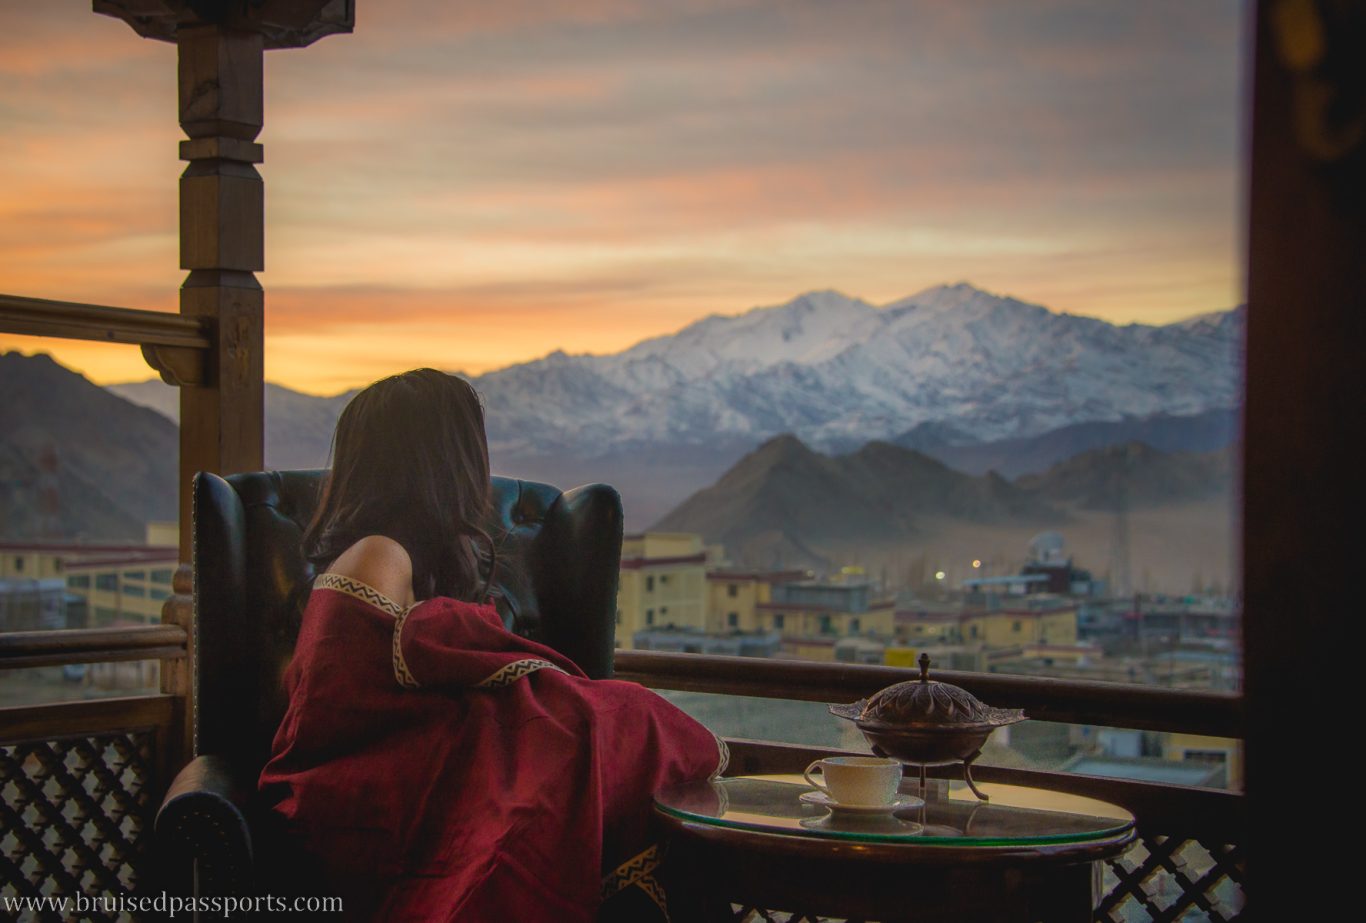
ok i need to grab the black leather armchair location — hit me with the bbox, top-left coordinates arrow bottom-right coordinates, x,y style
152,469 -> 623,898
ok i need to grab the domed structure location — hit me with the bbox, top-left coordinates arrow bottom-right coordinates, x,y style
1028,531 -> 1067,565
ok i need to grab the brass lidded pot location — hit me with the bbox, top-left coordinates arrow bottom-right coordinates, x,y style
830,653 -> 1026,800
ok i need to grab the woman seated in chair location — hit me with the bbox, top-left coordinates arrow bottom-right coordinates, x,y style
258,369 -> 725,922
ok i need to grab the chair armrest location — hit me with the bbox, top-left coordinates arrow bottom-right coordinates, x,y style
154,754 -> 254,895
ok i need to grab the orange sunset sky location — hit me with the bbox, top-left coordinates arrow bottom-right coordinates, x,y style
1,0 -> 1243,395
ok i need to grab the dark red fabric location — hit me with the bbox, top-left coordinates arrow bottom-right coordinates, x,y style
259,582 -> 723,922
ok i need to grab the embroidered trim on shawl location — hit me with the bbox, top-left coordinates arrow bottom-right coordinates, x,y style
601,844 -> 669,919
476,658 -> 567,688
391,606 -> 420,689
314,572 -> 405,617
313,573 -> 419,689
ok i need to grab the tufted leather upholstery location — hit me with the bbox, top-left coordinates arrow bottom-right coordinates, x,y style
154,469 -> 624,897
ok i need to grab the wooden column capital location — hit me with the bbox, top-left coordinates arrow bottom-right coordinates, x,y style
178,25 -> 263,141
177,28 -> 264,275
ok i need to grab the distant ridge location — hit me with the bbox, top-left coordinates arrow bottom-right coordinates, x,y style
1,352 -> 177,540
1016,441 -> 1232,510
653,434 -> 1232,566
893,408 -> 1239,478
652,435 -> 1064,565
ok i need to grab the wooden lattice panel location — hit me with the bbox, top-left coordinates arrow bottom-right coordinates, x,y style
1097,835 -> 1244,923
716,834 -> 1247,923
0,732 -> 155,923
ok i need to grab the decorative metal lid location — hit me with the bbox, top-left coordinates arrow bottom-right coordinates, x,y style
830,653 -> 1025,729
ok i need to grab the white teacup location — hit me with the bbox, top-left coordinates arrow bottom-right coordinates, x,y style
803,756 -> 902,806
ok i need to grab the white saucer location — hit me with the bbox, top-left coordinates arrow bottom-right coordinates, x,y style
799,790 -> 925,814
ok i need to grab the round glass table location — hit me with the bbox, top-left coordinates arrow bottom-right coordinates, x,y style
653,776 -> 1135,923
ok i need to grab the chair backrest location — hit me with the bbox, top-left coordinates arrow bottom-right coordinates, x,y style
192,470 -> 623,783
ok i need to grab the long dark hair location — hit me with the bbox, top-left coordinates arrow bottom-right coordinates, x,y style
304,368 -> 497,602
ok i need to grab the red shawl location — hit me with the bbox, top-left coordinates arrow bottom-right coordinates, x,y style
259,573 -> 726,921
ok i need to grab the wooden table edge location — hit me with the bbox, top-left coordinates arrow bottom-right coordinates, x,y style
654,807 -> 1138,867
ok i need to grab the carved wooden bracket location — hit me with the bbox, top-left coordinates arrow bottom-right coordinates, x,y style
142,343 -> 206,387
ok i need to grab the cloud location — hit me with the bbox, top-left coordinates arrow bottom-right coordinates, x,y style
2,0 -> 1243,391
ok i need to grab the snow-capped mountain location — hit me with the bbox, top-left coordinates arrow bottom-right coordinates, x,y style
107,380 -> 355,469
104,282 -> 1242,528
476,282 -> 1242,456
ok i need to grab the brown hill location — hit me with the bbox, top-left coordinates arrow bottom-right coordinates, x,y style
894,409 -> 1238,478
0,352 -> 178,540
1015,441 -> 1232,510
652,435 -> 1063,565
653,435 -> 1233,568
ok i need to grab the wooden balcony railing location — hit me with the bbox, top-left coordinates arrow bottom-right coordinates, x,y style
615,649 -> 1243,736
0,294 -> 210,350
0,625 -> 189,669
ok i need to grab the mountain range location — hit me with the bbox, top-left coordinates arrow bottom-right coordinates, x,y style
2,281 -> 1243,545
105,282 -> 1242,527
476,283 -> 1242,456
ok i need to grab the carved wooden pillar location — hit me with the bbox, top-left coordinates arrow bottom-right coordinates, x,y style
95,3 -> 355,565
174,24 -> 266,562
96,1 -> 354,767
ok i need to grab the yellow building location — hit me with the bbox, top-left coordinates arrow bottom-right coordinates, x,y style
1,540 -> 178,628
894,603 -> 964,644
756,580 -> 895,643
615,533 -> 707,649
704,569 -> 804,633
1164,732 -> 1244,790
145,521 -> 179,547
885,645 -> 988,673
960,604 -> 1078,648
785,636 -> 889,663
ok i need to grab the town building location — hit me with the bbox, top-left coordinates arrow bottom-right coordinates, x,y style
894,599 -> 969,644
1124,595 -> 1240,644
704,568 -> 804,633
756,579 -> 895,644
893,596 -> 1080,651
1,538 -> 178,628
615,532 -> 708,649
960,597 -> 1079,648
0,577 -> 69,633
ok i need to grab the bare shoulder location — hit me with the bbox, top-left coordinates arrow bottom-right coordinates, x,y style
325,535 -> 415,607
